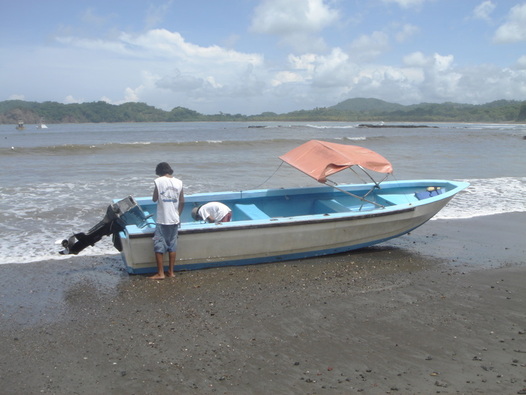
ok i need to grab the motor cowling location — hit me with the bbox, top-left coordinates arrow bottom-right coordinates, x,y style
59,196 -> 149,255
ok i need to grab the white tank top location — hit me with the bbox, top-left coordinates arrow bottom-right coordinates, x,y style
154,176 -> 183,225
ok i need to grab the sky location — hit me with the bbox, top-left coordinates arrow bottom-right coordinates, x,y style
1,0 -> 525,115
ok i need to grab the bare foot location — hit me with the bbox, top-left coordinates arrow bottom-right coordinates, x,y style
166,272 -> 175,278
150,273 -> 166,280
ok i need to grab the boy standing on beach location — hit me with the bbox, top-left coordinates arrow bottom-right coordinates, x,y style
151,162 -> 184,280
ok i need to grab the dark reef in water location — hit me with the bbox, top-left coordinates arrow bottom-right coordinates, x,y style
358,124 -> 438,128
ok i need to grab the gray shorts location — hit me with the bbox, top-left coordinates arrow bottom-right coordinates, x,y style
153,224 -> 178,253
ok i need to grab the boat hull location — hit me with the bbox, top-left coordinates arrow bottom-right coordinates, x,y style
117,180 -> 468,274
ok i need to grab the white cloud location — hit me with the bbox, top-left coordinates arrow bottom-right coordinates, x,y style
395,24 -> 419,42
123,87 -> 140,103
58,29 -> 263,66
472,1 -> 496,22
349,31 -> 390,62
50,21 -> 526,114
403,52 -> 454,72
403,51 -> 428,67
453,65 -> 526,103
117,71 -> 157,104
493,3 -> 526,43
250,0 -> 339,51
288,53 -> 318,73
517,55 -> 526,69
286,48 -> 355,88
282,50 -> 526,108
251,0 -> 339,35
432,53 -> 454,72
100,96 -> 113,104
276,49 -> 427,103
310,49 -> 357,88
156,70 -> 210,92
64,95 -> 83,104
53,28 -> 267,110
8,94 -> 25,100
355,51 -> 461,102
271,71 -> 304,87
382,0 -> 425,9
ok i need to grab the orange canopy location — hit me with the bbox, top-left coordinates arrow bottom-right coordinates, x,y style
279,140 -> 393,183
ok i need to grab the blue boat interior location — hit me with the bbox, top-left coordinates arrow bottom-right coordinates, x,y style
120,182 -> 456,231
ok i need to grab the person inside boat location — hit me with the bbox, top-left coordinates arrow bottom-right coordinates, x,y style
151,162 -> 184,280
191,202 -> 232,223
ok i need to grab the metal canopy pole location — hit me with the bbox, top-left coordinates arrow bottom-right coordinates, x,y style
324,180 -> 385,209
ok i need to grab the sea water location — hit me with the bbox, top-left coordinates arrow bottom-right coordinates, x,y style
1,121 -> 525,265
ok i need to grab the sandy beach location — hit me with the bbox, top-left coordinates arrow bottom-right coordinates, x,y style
1,213 -> 525,394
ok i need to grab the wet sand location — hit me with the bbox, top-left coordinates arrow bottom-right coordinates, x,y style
1,213 -> 525,394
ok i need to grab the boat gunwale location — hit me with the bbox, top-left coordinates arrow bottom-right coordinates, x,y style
131,179 -> 468,203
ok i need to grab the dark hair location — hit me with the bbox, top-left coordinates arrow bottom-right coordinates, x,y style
191,206 -> 203,221
155,162 -> 173,176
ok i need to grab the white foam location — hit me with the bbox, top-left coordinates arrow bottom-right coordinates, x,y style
306,124 -> 357,129
344,136 -> 367,141
434,177 -> 526,219
0,176 -> 523,265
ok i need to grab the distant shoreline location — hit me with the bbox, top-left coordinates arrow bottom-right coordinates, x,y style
3,120 -> 524,126
1,98 -> 524,124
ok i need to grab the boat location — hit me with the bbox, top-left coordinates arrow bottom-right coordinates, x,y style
59,140 -> 469,274
36,119 -> 48,129
15,121 -> 25,130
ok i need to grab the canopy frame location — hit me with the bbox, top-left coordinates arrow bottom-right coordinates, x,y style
279,140 -> 394,210
324,168 -> 390,209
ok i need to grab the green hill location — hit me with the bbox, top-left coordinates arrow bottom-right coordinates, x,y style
1,98 -> 524,124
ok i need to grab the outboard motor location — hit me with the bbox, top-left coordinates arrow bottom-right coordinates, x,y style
60,196 -> 150,255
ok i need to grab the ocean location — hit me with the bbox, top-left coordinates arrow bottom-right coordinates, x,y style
1,121 -> 525,265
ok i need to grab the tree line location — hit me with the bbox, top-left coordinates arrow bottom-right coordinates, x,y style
1,98 -> 525,124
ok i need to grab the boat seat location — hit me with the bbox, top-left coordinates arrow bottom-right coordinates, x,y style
314,199 -> 351,213
122,206 -> 154,228
234,204 -> 270,220
124,210 -> 156,235
377,194 -> 411,205
141,211 -> 155,225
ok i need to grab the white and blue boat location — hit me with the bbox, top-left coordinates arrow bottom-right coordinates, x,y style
60,140 -> 469,274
